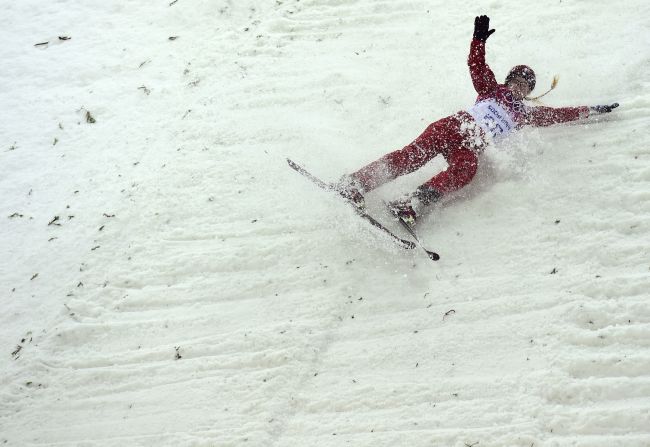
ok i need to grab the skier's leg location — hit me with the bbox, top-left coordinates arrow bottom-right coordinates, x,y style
387,147 -> 478,225
349,120 -> 448,192
420,147 -> 478,196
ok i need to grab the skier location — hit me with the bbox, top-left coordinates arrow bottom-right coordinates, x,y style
337,15 -> 619,226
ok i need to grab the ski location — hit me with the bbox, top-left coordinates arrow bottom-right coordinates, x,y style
287,159 -> 416,250
385,201 -> 440,261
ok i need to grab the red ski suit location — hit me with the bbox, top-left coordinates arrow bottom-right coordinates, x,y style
352,39 -> 590,196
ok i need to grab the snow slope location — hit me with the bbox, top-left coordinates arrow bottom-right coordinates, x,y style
1,0 -> 649,446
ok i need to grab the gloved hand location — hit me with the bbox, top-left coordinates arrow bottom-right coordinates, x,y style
589,103 -> 619,114
473,15 -> 495,42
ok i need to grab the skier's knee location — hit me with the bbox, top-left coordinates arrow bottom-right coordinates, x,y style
450,150 -> 478,173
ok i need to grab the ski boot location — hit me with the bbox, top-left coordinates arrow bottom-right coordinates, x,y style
388,185 -> 442,227
388,197 -> 418,227
334,175 -> 366,210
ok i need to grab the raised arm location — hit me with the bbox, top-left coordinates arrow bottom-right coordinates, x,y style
468,16 -> 498,95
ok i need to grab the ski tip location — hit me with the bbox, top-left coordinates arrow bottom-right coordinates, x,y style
427,251 -> 440,261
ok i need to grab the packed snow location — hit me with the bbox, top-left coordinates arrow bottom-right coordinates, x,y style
1,0 -> 649,446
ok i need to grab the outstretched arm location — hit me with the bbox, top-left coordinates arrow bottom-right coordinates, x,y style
526,106 -> 589,127
468,15 -> 498,95
526,102 -> 619,127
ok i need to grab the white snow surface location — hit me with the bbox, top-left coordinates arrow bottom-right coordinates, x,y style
1,1 -> 649,446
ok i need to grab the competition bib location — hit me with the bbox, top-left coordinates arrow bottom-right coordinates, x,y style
467,99 -> 516,140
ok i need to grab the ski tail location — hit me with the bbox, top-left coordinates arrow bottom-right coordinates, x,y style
384,200 -> 440,261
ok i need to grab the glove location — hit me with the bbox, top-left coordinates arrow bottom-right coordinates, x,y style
589,103 -> 619,114
473,15 -> 495,42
